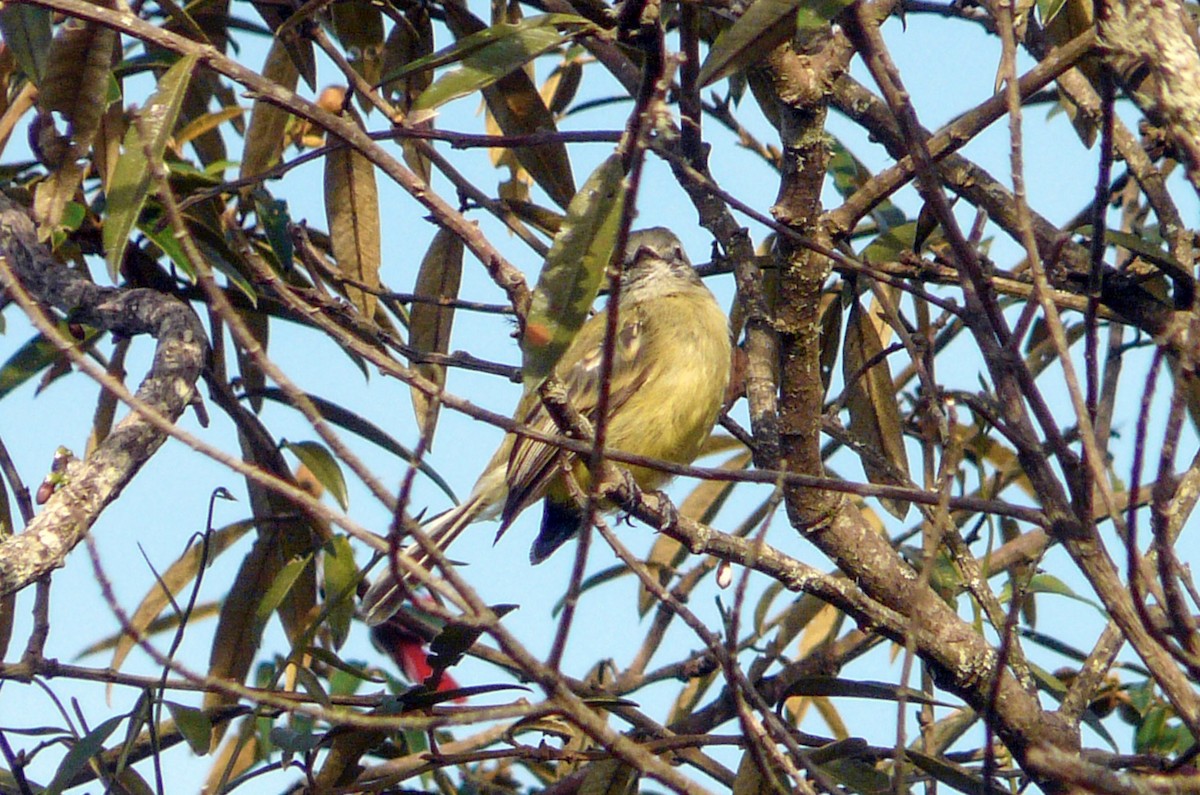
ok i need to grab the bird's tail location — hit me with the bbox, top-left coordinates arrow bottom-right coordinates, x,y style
361,492 -> 489,625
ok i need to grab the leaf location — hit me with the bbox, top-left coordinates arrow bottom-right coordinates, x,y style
322,536 -> 358,649
165,702 -> 214,755
254,192 -> 294,270
779,676 -> 955,707
250,1 -> 316,89
382,13 -> 587,85
324,120 -> 382,319
331,0 -> 385,90
305,647 -> 386,684
0,327 -> 102,401
284,441 -> 349,510
427,604 -> 518,671
1075,225 -> 1191,285
440,7 -> 577,208
204,512 -> 316,732
381,5 -> 434,109
108,521 -> 255,676
412,24 -> 571,112
817,289 -> 843,397
0,5 -> 52,85
43,714 -> 125,795
795,0 -> 858,33
243,387 -> 457,501
0,471 -> 12,660
32,18 -> 116,227
551,564 -> 632,616
1000,573 -> 1104,613
409,227 -> 464,443
818,756 -> 890,794
104,52 -> 200,280
732,748 -> 786,795
699,0 -> 798,87
827,137 -> 906,233
173,105 -> 244,149
522,155 -> 626,387
253,553 -> 315,635
240,38 -> 300,181
235,308 -> 270,413
580,758 -> 639,795
639,449 -> 751,615
842,298 -> 910,518
907,750 -> 1010,795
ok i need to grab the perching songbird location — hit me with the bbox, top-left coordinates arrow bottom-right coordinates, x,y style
362,228 -> 732,625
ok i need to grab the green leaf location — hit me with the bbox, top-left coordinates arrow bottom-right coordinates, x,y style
381,14 -> 587,86
522,155 -> 626,388
283,440 -> 349,510
164,702 -> 213,755
254,192 -> 294,270
0,5 -> 53,85
409,227 -> 464,442
1000,573 -> 1104,613
322,536 -> 358,649
306,648 -> 387,686
44,714 -> 125,795
796,0 -> 856,33
0,327 -> 102,401
253,554 -> 314,635
907,750 -> 1008,795
245,387 -> 457,502
103,52 -> 199,280
413,25 -> 571,113
1075,225 -> 1191,284
827,137 -> 906,233
699,0 -> 799,87
1038,0 -> 1069,24
580,758 -> 638,795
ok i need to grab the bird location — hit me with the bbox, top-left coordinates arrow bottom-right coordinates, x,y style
362,227 -> 732,625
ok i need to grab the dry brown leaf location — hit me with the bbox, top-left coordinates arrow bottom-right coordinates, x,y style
241,37 -> 300,182
843,298 -> 910,519
324,116 -> 382,319
409,227 -> 464,442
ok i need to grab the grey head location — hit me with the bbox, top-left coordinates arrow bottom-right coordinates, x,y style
619,227 -> 704,296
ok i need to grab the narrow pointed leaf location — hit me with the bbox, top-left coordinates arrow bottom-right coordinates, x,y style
109,520 -> 255,676
0,5 -> 52,85
0,327 -> 102,401
284,440 -> 349,510
324,122 -> 381,319
165,702 -> 214,755
843,298 -> 910,518
441,7 -> 577,207
331,0 -> 385,89
240,38 -> 299,181
243,387 -> 457,501
522,155 -> 625,387
43,715 -> 125,795
253,553 -> 314,635
412,25 -> 570,112
698,0 -> 799,87
381,13 -> 587,85
322,536 -> 358,649
409,227 -> 463,442
104,52 -> 200,280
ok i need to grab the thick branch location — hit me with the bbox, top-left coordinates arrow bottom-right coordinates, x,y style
0,197 -> 206,595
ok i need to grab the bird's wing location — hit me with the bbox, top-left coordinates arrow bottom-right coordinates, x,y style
499,304 -> 651,529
